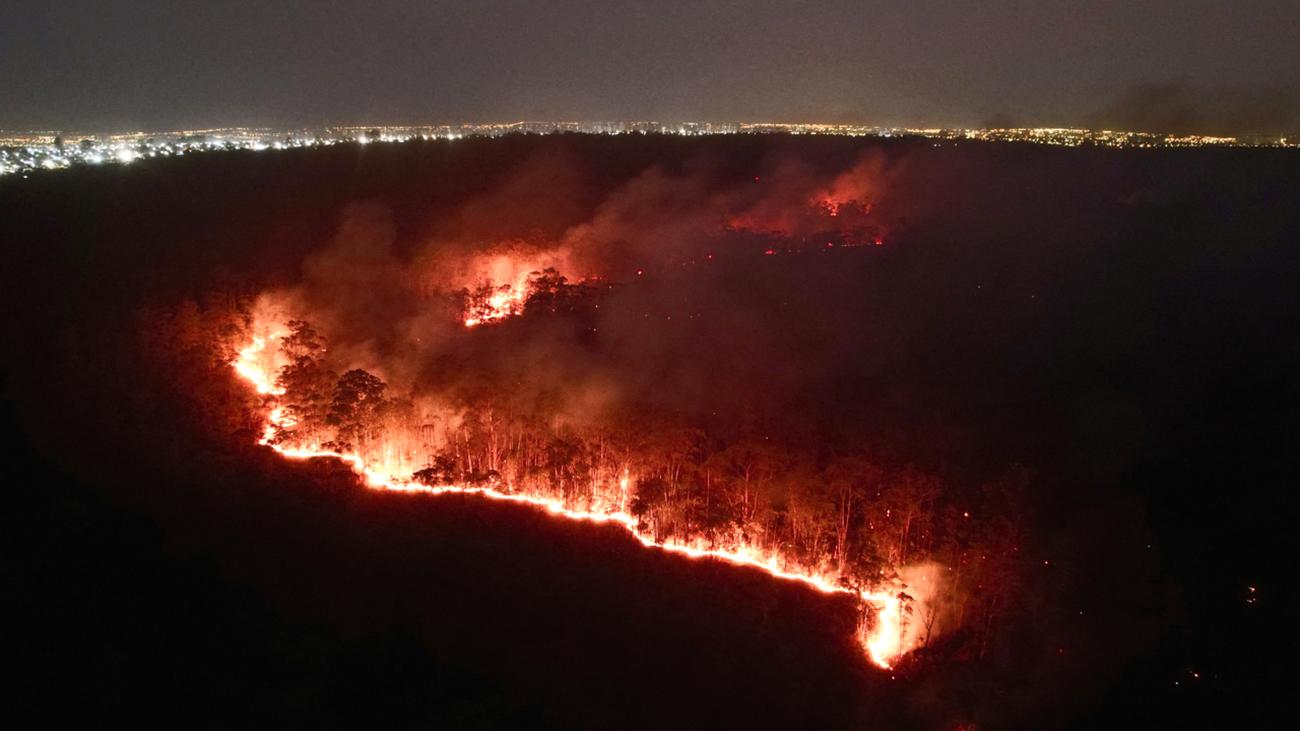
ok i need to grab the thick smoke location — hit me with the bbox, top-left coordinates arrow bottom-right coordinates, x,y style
256,145 -> 899,434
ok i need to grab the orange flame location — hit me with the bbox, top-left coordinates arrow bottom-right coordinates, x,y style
464,284 -> 528,327
232,330 -> 913,669
233,335 -> 286,395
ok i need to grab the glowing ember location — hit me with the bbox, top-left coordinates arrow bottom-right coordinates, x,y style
232,330 -> 915,669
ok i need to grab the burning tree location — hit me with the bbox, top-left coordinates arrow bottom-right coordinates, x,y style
324,369 -> 388,454
271,320 -> 336,446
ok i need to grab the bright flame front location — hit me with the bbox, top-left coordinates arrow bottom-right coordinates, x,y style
233,330 -> 914,669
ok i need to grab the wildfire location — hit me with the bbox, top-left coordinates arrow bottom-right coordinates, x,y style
458,250 -> 568,327
232,330 -> 914,669
464,283 -> 528,327
233,335 -> 285,395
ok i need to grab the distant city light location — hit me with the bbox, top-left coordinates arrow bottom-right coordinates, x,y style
1,122 -> 1294,178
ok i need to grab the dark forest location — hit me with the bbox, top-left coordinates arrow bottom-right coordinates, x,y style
3,134 -> 1297,728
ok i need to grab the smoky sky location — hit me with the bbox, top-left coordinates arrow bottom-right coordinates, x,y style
262,144 -> 900,433
246,135 -> 1151,474
2,1 -> 1298,135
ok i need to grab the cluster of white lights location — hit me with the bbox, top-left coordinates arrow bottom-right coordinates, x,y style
3,122 -> 1293,178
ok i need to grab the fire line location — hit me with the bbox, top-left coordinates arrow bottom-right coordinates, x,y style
233,332 -> 908,669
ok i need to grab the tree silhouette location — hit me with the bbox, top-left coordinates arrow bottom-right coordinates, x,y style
326,369 -> 388,453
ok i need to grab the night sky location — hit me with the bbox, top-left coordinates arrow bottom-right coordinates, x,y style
2,0 -> 1297,134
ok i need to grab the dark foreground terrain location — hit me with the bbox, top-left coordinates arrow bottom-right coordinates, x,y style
3,134 -> 1297,728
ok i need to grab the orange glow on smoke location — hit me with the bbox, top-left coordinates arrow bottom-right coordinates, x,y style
232,330 -> 914,669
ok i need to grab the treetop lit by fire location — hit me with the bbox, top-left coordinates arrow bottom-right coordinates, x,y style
234,314 -> 936,669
